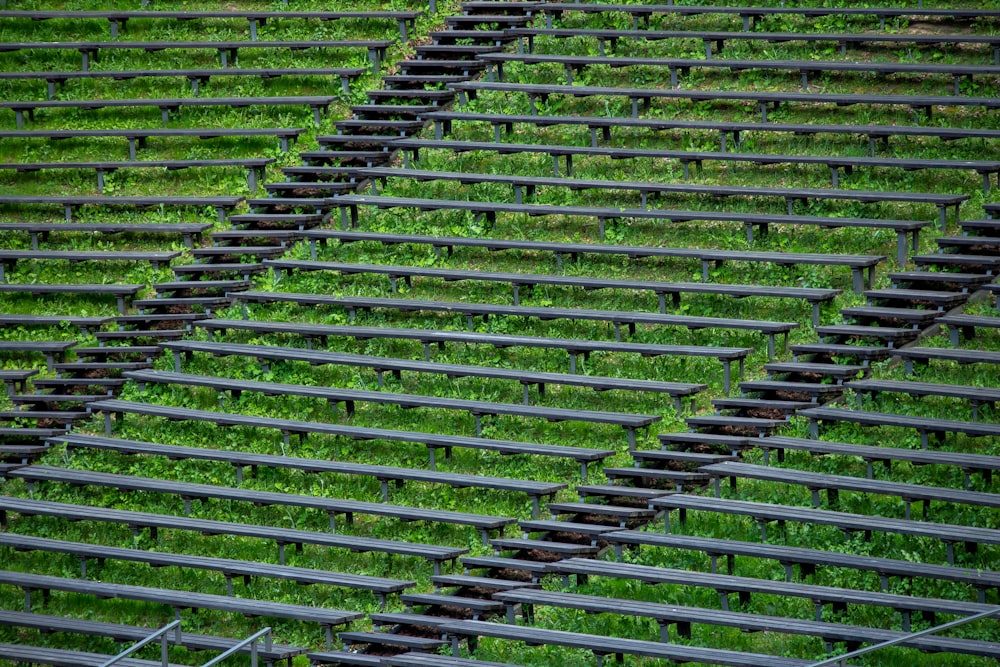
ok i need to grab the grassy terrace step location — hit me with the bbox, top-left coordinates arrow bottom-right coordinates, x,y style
438,619 -> 819,667
123,368 -> 662,449
797,406 -> 1000,449
7,465 -> 516,542
0,532 -> 415,606
161,340 -> 707,410
551,557 -> 992,627
493,589 -> 1000,658
603,529 -> 1000,598
0,497 -> 467,574
0,570 -> 362,643
654,494 -> 1000,564
266,258 -> 840,325
0,643 -> 188,667
53,433 -> 566,513
232,291 -> 798,360
335,193 -> 924,266
0,609 -> 309,663
87,399 -> 614,477
195,318 -> 750,391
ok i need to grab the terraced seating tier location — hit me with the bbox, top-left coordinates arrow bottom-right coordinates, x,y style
0,222 -> 212,249
0,195 -> 242,222
0,610 -> 308,664
0,284 -> 142,315
162,340 -> 706,411
510,27 -> 1000,63
267,259 -> 840,325
550,557 -> 993,629
535,3 -> 1000,32
362,164 -> 967,230
699,461 -> 1000,519
0,158 -> 275,193
88,399 -> 614,476
0,67 -> 367,97
0,533 -> 414,606
9,465 -> 516,542
231,291 -> 800,360
54,433 -> 568,510
195,318 -> 750,392
0,96 -> 339,128
797,406 -> 1000,449
0,40 -> 392,70
0,570 -> 362,643
451,81 -> 1000,124
653,494 -> 1000,564
0,496 -> 467,574
393,137 -> 1000,194
0,10 -> 421,41
481,53 -> 1000,95
124,369 -> 663,448
0,250 -> 179,282
603,531 -> 1000,603
492,589 -> 1000,657
335,194 -> 924,267
748,435 -> 1000,490
438,619 -> 829,667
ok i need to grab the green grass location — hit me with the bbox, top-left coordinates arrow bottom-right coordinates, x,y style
2,1 -> 1000,665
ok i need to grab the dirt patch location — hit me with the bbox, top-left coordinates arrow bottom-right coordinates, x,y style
521,549 -> 564,563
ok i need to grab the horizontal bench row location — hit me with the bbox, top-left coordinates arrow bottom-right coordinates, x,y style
0,9 -> 421,40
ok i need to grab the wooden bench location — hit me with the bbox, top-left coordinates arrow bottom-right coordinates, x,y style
0,222 -> 212,249
0,194 -> 242,222
699,461 -> 1000,520
336,193 -> 926,266
897,347 -> 1000,376
846,379 -> 1000,421
0,643 -> 188,667
480,52 -> 1000,96
0,341 -> 75,371
162,340 -> 706,412
603,531 -> 1000,604
550,557 -> 993,629
306,225 -> 884,293
509,27 -> 1000,64
0,10 -> 420,41
492,588 -> 1000,657
937,313 -> 1000,346
451,81 -> 1000,125
534,3 -> 1000,32
438,619 -> 821,667
9,465 -> 515,543
797,406 -> 1000,449
232,290 -> 800,360
0,315 -> 111,335
0,39 -> 391,71
0,284 -> 143,315
652,494 -> 1000,564
267,259 -> 841,326
0,158 -> 274,193
748,435 -> 1000,490
1,68 -> 365,99
394,135 -> 1000,194
360,165 -> 963,229
0,610 -> 308,666
55,433 -> 567,513
0,496 -> 467,575
0,570 -> 362,646
87,399 -> 614,478
0,533 -> 415,608
195,318 -> 750,392
0,250 -> 179,282
124,369 -> 662,449
0,95 -> 339,128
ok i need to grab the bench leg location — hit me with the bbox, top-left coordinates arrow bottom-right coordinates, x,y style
895,232 -> 908,266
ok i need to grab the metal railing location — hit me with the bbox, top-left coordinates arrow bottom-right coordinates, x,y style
201,627 -> 273,667
808,607 -> 1000,667
99,619 -> 182,667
